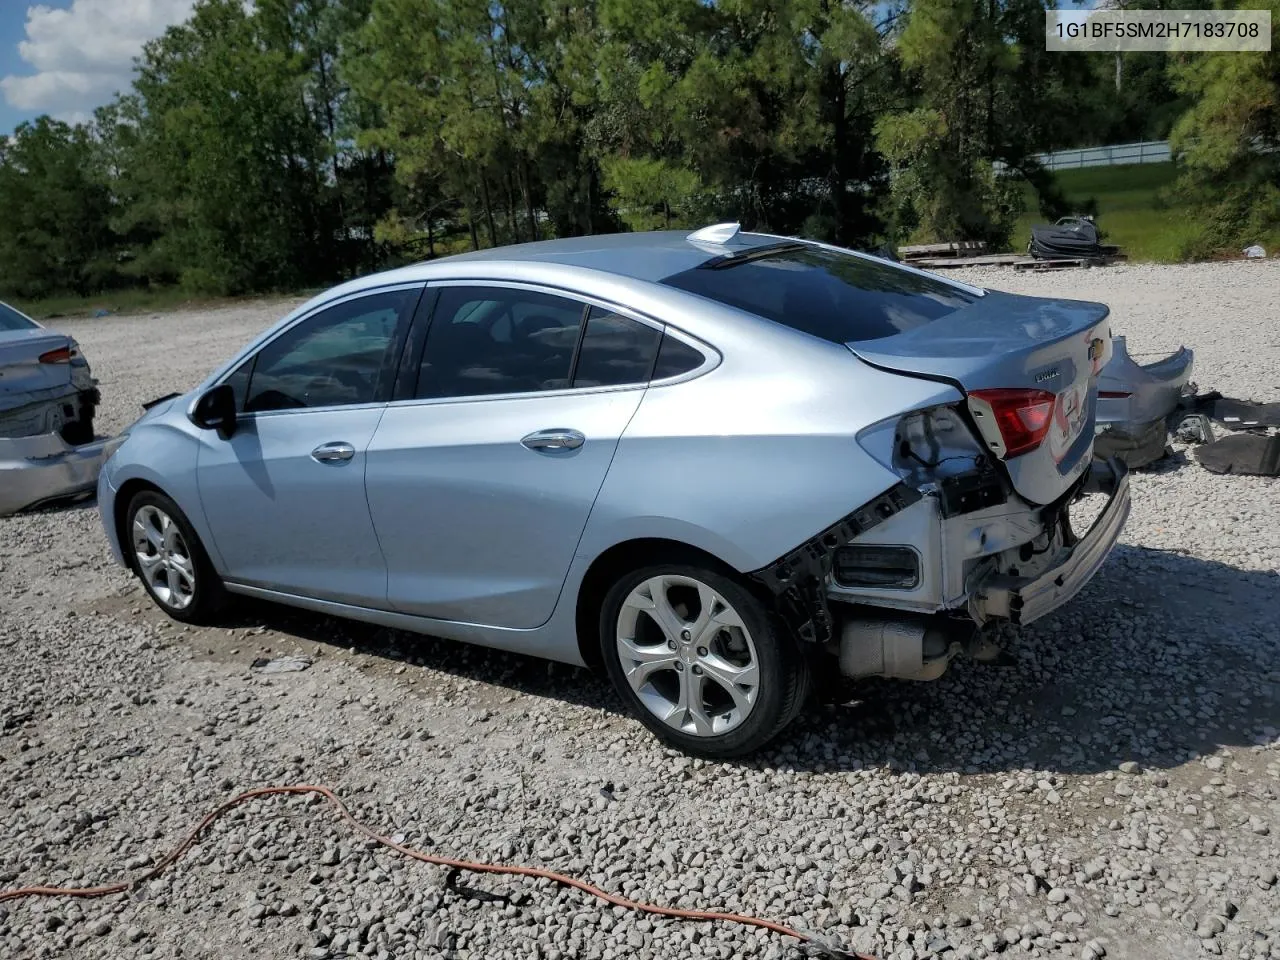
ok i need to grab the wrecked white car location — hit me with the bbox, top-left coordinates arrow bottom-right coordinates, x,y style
0,301 -> 107,515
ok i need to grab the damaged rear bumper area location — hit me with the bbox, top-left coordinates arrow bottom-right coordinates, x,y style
2,377 -> 105,516
751,458 -> 1129,684
0,430 -> 109,516
967,458 -> 1130,626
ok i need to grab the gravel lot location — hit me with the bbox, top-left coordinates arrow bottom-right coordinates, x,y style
2,261 -> 1279,960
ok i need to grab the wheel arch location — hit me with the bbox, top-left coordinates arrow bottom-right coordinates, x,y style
573,537 -> 757,671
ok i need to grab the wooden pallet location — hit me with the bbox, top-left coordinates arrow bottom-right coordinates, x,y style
900,240 -> 989,260
1013,254 -> 1128,271
910,253 -> 1028,269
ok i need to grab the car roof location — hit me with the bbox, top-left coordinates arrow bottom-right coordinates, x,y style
200,226 -> 988,392
430,228 -> 785,282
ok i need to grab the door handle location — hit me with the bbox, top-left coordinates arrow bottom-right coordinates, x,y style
311,441 -> 356,464
521,429 -> 585,451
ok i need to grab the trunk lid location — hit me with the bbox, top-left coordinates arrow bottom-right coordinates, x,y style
0,328 -> 77,404
847,291 -> 1113,505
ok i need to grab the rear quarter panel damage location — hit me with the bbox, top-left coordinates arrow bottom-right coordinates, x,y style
579,330 -> 963,575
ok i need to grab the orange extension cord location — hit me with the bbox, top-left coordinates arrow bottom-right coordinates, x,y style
0,784 -> 875,960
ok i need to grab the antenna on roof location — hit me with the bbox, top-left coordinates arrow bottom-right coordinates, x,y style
686,222 -> 741,245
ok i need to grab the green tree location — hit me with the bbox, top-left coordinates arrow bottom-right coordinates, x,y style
0,117 -> 117,298
349,0 -> 615,256
875,0 -> 1018,246
256,0 -> 395,273
592,0 -> 895,245
110,0 -> 337,293
1168,0 -> 1280,256
874,0 -> 1097,247
6,0 -> 1248,303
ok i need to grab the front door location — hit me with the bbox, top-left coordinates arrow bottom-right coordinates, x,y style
196,286 -> 420,605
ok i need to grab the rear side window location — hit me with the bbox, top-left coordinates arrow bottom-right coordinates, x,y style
572,308 -> 661,388
661,245 -> 977,343
652,334 -> 704,379
416,286 -> 585,399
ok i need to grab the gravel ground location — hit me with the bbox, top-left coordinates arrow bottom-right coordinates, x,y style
2,261 -> 1279,960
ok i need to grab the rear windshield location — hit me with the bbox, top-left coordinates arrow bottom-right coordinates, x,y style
661,245 -> 978,343
0,302 -> 38,332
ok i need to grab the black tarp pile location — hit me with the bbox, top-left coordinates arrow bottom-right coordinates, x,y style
1102,391 -> 1280,476
1029,216 -> 1105,260
1180,393 -> 1280,477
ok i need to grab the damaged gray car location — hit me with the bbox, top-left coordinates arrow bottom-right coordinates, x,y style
0,300 -> 107,515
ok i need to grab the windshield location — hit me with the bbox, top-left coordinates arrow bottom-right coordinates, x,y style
661,245 -> 978,343
0,302 -> 38,333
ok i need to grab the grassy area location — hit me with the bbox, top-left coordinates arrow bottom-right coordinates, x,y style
1016,161 -> 1280,263
1012,162 -> 1204,262
8,286 -> 319,322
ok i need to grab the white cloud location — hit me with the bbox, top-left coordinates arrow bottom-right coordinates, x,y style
1,0 -> 196,122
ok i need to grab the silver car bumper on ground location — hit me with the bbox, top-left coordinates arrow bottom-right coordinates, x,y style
1097,337 -> 1194,429
1094,337 -> 1195,467
0,432 -> 109,516
970,458 -> 1130,626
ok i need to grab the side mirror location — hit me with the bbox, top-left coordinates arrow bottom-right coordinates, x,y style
191,383 -> 238,439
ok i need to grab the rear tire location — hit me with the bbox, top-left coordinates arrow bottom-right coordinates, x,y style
599,562 -> 809,758
125,490 -> 226,625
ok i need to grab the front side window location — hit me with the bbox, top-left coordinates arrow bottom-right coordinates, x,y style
661,245 -> 978,343
416,286 -> 585,399
224,357 -> 253,411
244,289 -> 417,413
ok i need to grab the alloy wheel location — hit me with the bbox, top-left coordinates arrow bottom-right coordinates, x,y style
132,504 -> 196,611
615,574 -> 760,737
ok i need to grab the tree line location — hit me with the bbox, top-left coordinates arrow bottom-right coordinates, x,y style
0,0 -> 1275,301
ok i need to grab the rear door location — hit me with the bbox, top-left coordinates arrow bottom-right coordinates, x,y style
365,284 -> 662,630
195,286 -> 420,605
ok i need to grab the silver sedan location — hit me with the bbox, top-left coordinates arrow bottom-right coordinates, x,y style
98,225 -> 1129,757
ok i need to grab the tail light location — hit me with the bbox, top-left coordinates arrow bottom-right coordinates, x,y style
968,388 -> 1056,459
38,346 -> 75,364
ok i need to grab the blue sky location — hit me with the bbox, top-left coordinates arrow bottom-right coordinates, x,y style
1,0 -> 195,134
0,3 -> 36,133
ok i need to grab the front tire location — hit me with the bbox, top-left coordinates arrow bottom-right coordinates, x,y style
125,490 -> 226,624
599,563 -> 809,758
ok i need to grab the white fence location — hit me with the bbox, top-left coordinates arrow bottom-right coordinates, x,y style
1035,139 -> 1172,170
994,139 -> 1172,173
